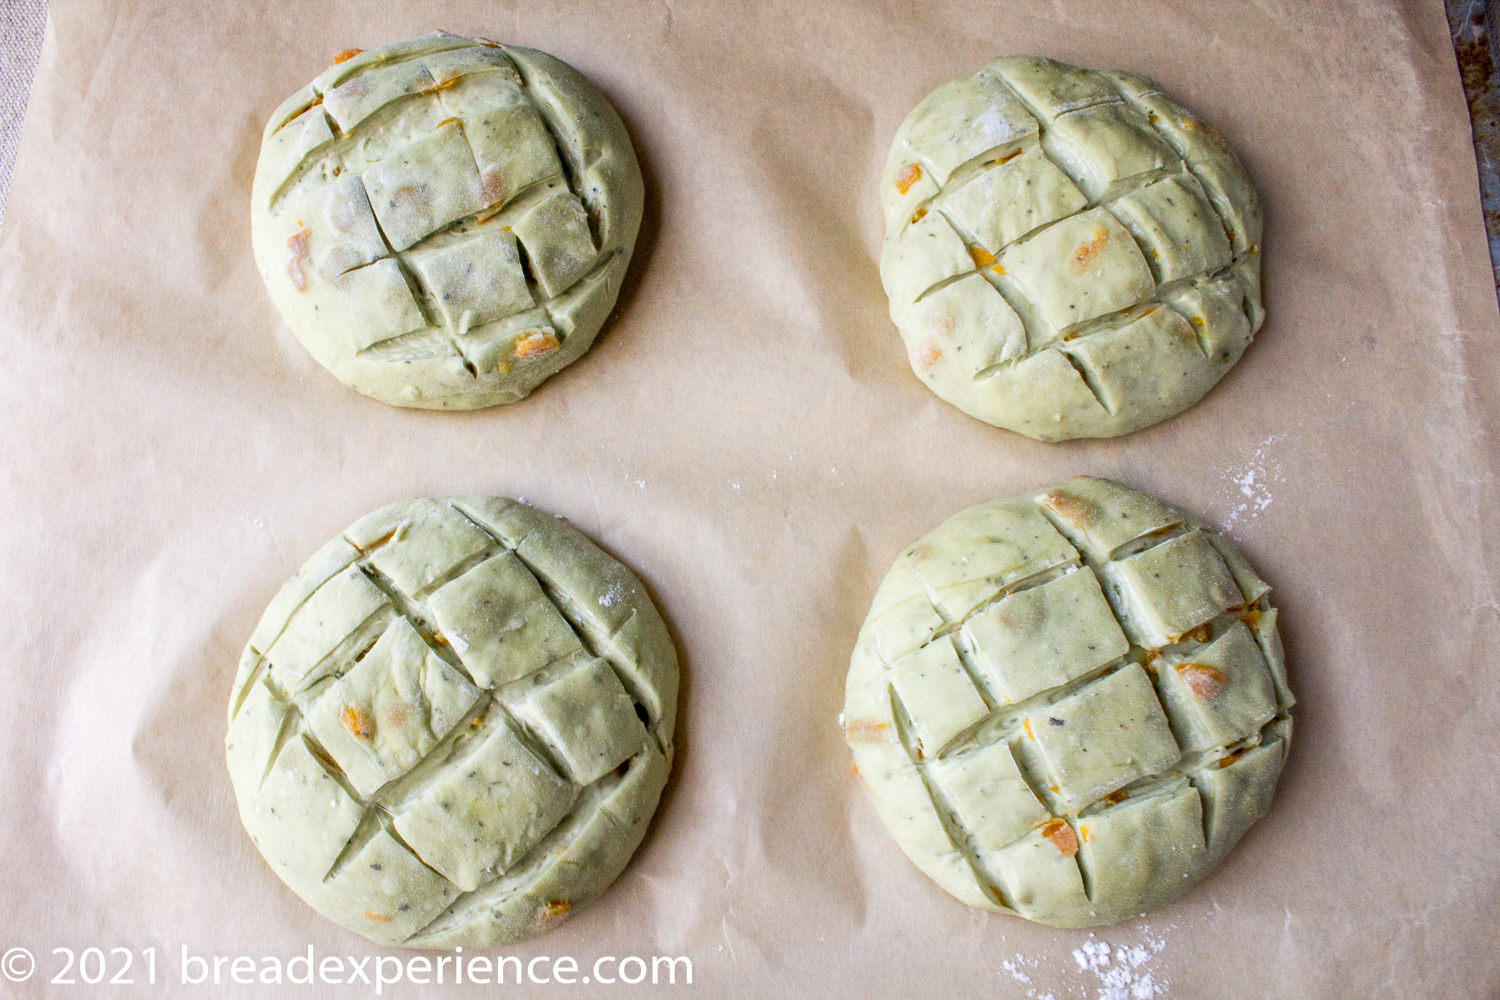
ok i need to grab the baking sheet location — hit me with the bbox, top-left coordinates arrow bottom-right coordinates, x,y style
1,0 -> 1497,996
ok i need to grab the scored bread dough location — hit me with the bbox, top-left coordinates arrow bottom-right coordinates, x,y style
878,57 -> 1263,441
250,33 -> 644,409
225,497 -> 678,948
844,477 -> 1293,927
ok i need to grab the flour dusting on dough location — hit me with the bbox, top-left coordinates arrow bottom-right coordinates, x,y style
975,104 -> 1028,145
600,582 -> 626,608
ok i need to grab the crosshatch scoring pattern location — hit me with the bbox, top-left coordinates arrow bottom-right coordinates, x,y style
879,57 -> 1265,440
225,497 -> 677,949
844,478 -> 1294,928
250,33 -> 642,409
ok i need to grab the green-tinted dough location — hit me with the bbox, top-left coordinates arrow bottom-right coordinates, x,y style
250,33 -> 644,409
226,497 -> 677,948
844,477 -> 1293,927
889,635 -> 989,758
878,57 -> 1264,441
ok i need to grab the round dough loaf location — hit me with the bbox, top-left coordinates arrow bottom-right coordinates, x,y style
878,58 -> 1263,440
225,497 -> 677,948
250,33 -> 644,409
844,477 -> 1292,927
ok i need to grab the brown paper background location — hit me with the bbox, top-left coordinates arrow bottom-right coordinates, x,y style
1,0 -> 1497,996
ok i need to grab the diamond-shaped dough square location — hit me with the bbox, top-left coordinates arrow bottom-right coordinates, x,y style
324,59 -> 436,132
1041,103 -> 1180,201
393,714 -> 575,891
434,66 -> 525,117
329,260 -> 430,351
361,122 -> 486,251
994,56 -> 1122,121
1158,621 -> 1277,752
273,174 -> 388,284
1162,274 -> 1254,365
305,618 -> 481,796
931,738 -> 1049,850
320,828 -> 460,945
427,548 -> 586,687
511,188 -> 597,298
942,147 -> 1086,254
421,45 -> 514,85
869,594 -> 946,664
505,657 -> 647,785
1038,476 -> 1183,561
1194,739 -> 1285,862
265,564 -> 389,692
903,273 -> 1028,375
1059,307 -> 1215,417
1106,75 -> 1237,167
998,208 -> 1154,332
903,497 -> 1079,620
889,635 -> 989,757
1110,173 -> 1232,284
971,348 -> 1111,436
882,210 -> 974,305
462,102 -> 563,208
1076,785 -> 1207,914
250,738 -> 365,886
991,824 -> 1091,923
246,536 -> 362,655
895,66 -> 1037,185
1104,529 -> 1243,647
457,308 -> 559,375
962,568 -> 1129,704
1026,663 -> 1180,812
258,102 -> 335,195
410,229 -> 534,331
349,497 -> 495,596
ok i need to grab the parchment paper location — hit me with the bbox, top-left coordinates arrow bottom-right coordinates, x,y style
2,1 -> 1497,996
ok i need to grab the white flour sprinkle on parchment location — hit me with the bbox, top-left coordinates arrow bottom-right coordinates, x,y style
1073,932 -> 1168,999
1002,953 -> 1037,982
1001,927 -> 1170,1000
1212,434 -> 1286,530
